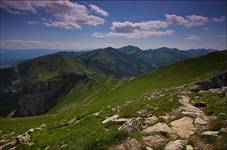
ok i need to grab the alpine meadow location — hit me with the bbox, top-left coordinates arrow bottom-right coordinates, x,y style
0,1 -> 227,150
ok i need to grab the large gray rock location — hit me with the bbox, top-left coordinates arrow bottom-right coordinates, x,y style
170,117 -> 195,139
165,140 -> 188,150
143,122 -> 177,138
109,138 -> 141,150
142,135 -> 167,148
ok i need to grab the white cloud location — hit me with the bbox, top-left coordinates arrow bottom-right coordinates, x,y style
0,1 -> 106,29
92,30 -> 174,39
212,16 -> 226,23
186,35 -> 200,40
89,4 -> 108,16
111,21 -> 168,33
166,14 -> 208,27
92,20 -> 172,39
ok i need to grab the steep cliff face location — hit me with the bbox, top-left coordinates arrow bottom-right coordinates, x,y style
0,55 -> 91,117
0,73 -> 88,117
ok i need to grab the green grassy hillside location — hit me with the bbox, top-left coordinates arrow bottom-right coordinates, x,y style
0,50 -> 226,149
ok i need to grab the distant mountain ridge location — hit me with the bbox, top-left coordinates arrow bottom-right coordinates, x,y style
0,46 -> 216,68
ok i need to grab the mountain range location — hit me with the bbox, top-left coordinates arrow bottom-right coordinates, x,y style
0,46 -> 215,69
0,46 -> 218,117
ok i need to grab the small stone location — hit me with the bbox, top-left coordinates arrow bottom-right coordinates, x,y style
220,128 -> 227,133
44,146 -> 50,150
39,124 -> 47,128
186,145 -> 194,150
68,117 -> 78,125
201,131 -> 219,137
102,115 -> 119,124
111,106 -> 121,113
60,144 -> 68,148
146,147 -> 154,150
92,111 -> 102,116
28,142 -> 35,146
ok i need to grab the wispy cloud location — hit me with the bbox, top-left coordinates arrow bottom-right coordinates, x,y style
212,16 -> 226,23
186,35 -> 200,40
166,14 -> 209,28
0,1 -> 106,29
89,4 -> 108,16
0,39 -> 112,50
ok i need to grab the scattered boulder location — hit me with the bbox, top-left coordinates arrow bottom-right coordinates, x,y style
112,118 -> 131,125
39,123 -> 47,128
16,132 -> 31,144
142,135 -> 167,148
220,127 -> 227,133
164,140 -> 188,150
201,131 -> 219,137
118,117 -> 142,132
102,115 -> 119,124
109,138 -> 141,150
68,117 -> 78,125
60,144 -> 68,148
170,117 -> 195,139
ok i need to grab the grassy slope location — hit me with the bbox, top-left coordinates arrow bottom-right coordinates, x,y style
0,51 -> 227,149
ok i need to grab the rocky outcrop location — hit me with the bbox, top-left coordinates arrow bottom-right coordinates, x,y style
118,117 -> 143,132
190,71 -> 227,93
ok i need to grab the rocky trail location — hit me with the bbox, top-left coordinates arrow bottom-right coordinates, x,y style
108,90 -> 227,150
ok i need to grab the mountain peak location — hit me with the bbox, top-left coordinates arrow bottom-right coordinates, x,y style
118,45 -> 142,54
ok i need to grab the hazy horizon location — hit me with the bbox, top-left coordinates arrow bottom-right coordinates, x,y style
0,1 -> 226,50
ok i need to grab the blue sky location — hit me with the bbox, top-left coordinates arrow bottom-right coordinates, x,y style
0,0 -> 226,50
